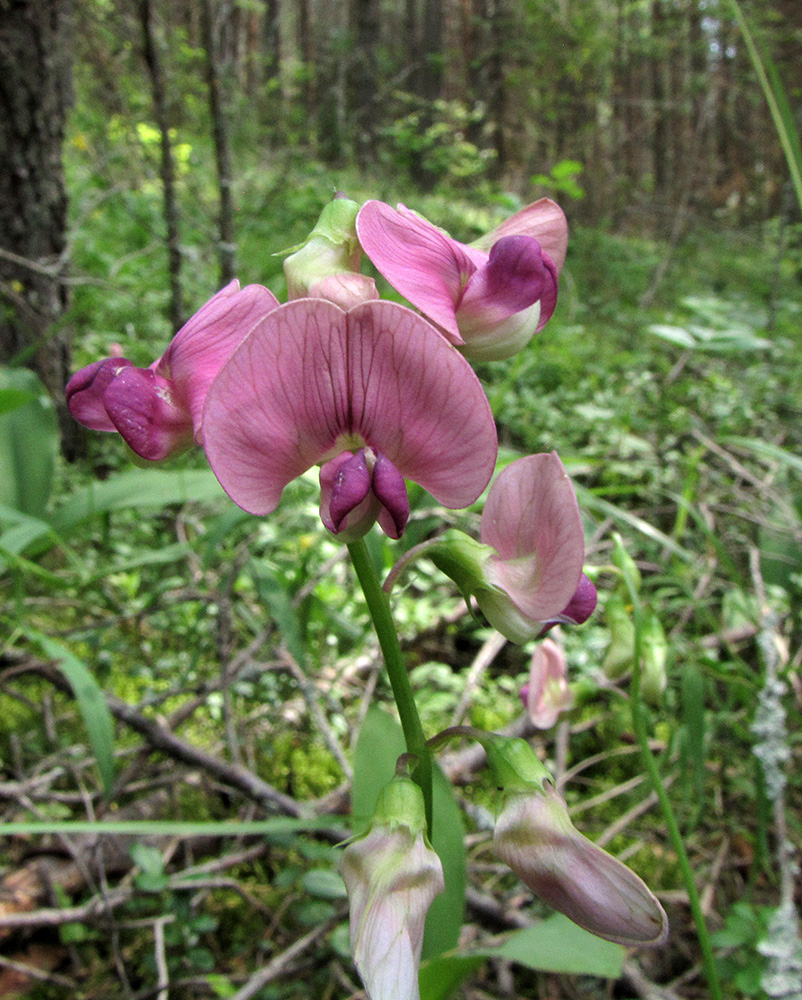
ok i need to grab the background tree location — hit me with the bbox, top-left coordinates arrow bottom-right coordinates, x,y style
0,0 -> 79,456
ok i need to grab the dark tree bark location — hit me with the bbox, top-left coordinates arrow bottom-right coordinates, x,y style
348,0 -> 379,167
200,0 -> 237,285
0,0 -> 80,457
139,0 -> 184,333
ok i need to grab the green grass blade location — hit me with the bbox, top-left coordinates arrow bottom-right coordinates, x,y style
25,632 -> 117,796
727,0 -> 802,212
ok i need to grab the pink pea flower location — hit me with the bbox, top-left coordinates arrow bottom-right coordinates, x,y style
428,452 -> 596,643
341,776 -> 444,1000
520,638 -> 574,729
355,199 -> 567,360
201,298 -> 498,540
478,452 -> 596,641
66,281 -> 279,461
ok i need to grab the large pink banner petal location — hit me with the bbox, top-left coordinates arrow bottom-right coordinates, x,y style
481,452 -> 585,620
203,299 -> 497,517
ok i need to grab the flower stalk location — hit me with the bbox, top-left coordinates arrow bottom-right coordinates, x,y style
348,537 -> 433,832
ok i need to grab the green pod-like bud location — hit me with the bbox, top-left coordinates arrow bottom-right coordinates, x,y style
640,611 -> 668,705
611,533 -> 641,596
602,591 -> 636,680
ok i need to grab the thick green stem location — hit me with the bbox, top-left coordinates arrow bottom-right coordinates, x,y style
347,538 -> 433,831
624,578 -> 722,1000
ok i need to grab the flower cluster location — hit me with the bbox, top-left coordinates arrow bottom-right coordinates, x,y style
67,193 -> 665,1000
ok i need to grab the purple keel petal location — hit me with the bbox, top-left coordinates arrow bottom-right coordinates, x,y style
481,453 -> 585,622
103,366 -> 194,461
458,236 -> 547,325
372,451 -> 410,539
535,252 -> 560,332
474,198 -> 569,274
356,201 -> 475,343
66,358 -> 135,432
556,573 -> 597,625
321,450 -> 372,533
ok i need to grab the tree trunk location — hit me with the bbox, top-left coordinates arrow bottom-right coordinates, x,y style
348,0 -> 379,167
0,0 -> 80,458
139,0 -> 184,333
200,0 -> 237,285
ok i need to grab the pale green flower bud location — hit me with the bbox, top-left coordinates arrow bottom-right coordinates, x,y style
284,197 -> 379,307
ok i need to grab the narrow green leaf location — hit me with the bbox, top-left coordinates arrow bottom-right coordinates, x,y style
722,436 -> 802,477
681,663 -> 706,828
351,705 -> 406,833
25,632 -> 116,796
422,765 -> 466,960
419,955 -> 485,1000
0,817 -> 349,837
50,468 -> 227,533
727,0 -> 802,212
0,368 -> 58,518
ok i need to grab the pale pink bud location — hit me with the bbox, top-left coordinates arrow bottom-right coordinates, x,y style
341,778 -> 444,1000
521,639 -> 574,729
494,784 -> 668,946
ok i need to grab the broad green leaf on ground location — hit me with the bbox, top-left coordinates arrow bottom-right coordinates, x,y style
420,915 -> 624,1000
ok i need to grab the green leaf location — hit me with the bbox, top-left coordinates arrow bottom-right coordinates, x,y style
301,868 -> 347,900
50,468 -> 227,533
422,765 -> 466,960
419,955 -> 485,1000
25,632 -> 116,795
494,915 -> 625,978
351,705 -> 406,833
0,368 -> 58,518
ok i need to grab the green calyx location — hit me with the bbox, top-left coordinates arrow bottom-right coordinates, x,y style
483,735 -> 552,795
428,529 -> 497,606
371,775 -> 428,835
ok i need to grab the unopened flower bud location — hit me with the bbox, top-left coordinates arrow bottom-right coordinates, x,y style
602,592 -> 636,680
341,777 -> 444,1000
284,198 -> 379,307
640,611 -> 668,704
484,736 -> 668,946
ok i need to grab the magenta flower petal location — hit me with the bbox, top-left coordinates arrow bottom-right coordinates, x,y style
481,453 -> 585,622
474,198 -> 569,274
356,200 -> 475,342
534,253 -> 560,332
202,299 -> 498,519
556,573 -> 598,626
157,280 -> 280,441
373,451 -> 410,539
103,366 -> 194,461
321,450 -> 372,533
458,235 -> 547,327
66,358 -> 135,431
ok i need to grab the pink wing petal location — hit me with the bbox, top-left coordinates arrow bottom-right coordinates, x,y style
356,201 -> 476,342
481,452 -> 584,621
203,299 -> 498,516
474,198 -> 569,273
157,281 -> 280,440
